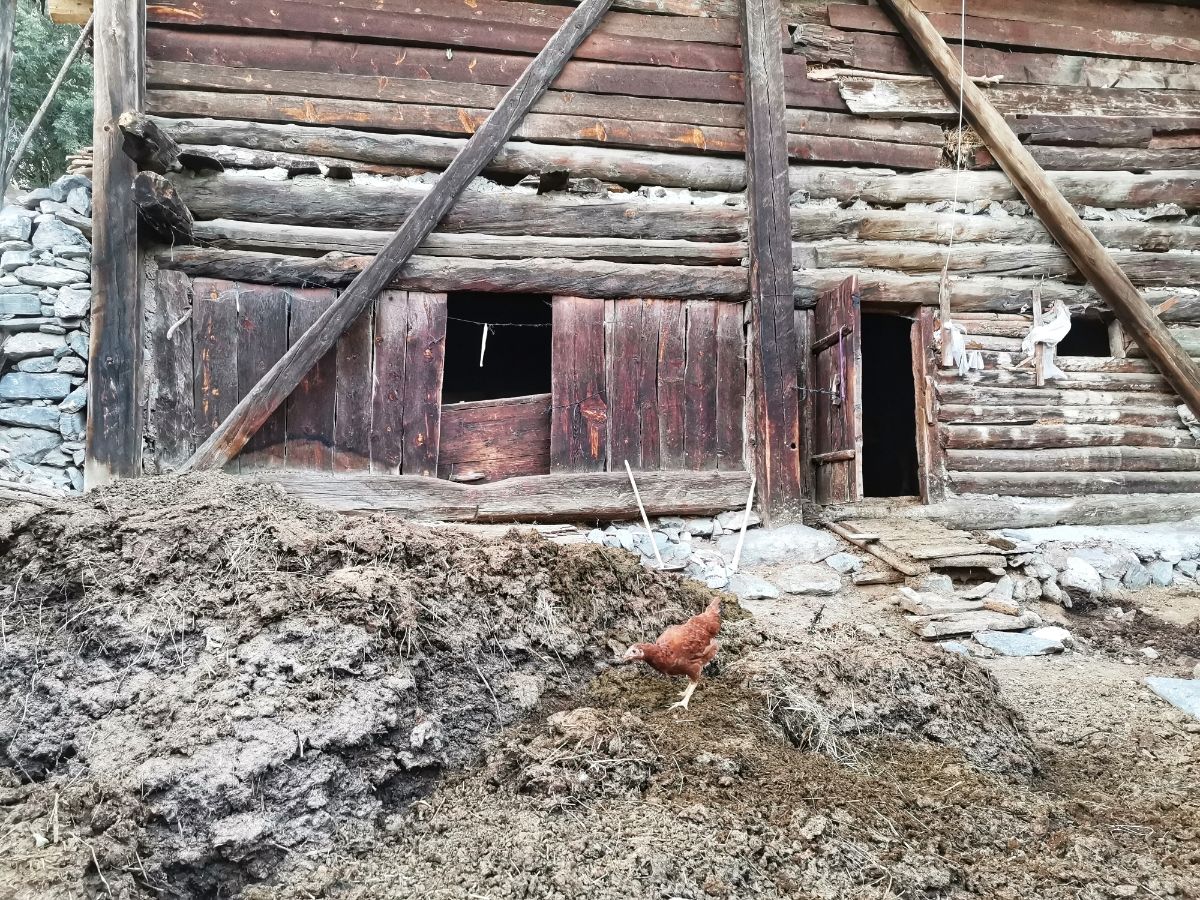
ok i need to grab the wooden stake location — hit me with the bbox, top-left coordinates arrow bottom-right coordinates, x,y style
625,460 -> 665,568
178,0 -> 615,473
1031,282 -> 1045,387
730,473 -> 757,573
877,0 -> 1200,420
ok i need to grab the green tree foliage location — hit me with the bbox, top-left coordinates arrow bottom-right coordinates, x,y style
6,0 -> 92,188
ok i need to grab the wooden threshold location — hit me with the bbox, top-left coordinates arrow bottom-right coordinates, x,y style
256,469 -> 751,521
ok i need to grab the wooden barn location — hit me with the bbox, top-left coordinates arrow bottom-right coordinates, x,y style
70,0 -> 1200,523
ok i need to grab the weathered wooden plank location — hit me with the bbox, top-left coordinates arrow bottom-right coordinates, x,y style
787,133 -> 942,170
911,0 -> 1200,43
370,291 -> 408,475
715,302 -> 746,470
149,90 -> 747,156
950,471 -> 1200,497
608,299 -> 645,469
177,0 -> 619,473
975,145 -> 1200,171
400,292 -> 448,477
788,165 -> 1200,209
657,300 -> 687,469
551,296 -> 608,472
148,269 -> 194,469
946,446 -> 1200,473
156,249 -> 748,302
944,424 -> 1199,450
938,404 -> 1182,428
913,307 -> 945,502
935,383 -> 1179,408
148,60 -> 746,129
795,307 -> 814,498
169,172 -> 745,239
191,279 -> 240,457
333,307 -> 374,473
235,286 -> 288,470
285,289 -> 337,471
132,171 -> 193,245
191,220 -> 747,265
636,301 -> 665,470
828,3 -> 1200,64
258,469 -> 755,521
938,369 -> 1171,392
811,276 -> 861,504
87,0 -> 143,486
159,117 -> 750,190
438,394 -> 552,484
785,107 -> 943,145
684,300 -> 719,470
743,0 -> 802,517
837,77 -> 1200,121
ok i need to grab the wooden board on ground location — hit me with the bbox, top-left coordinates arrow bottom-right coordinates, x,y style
840,516 -> 1000,572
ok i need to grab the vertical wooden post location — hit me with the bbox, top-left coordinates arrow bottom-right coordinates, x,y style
86,0 -> 145,486
741,0 -> 802,520
0,0 -> 15,194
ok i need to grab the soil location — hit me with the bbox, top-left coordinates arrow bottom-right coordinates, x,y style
2,475 -> 1198,900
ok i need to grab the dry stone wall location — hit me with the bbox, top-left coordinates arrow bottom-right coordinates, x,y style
0,175 -> 93,492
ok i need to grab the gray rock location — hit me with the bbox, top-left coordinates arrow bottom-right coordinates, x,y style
40,323 -> 67,335
1145,677 -> 1200,721
824,552 -> 862,574
17,356 -> 57,373
1179,560 -> 1198,579
40,447 -> 71,467
586,528 -> 604,545
54,286 -> 90,319
2,330 -> 65,359
51,174 -> 91,200
0,405 -> 61,430
0,207 -> 32,242
67,466 -> 84,492
0,426 -> 62,463
717,509 -> 761,531
1146,560 -> 1174,588
1070,546 -> 1137,581
0,249 -> 33,271
717,523 -> 838,566
14,264 -> 87,288
39,201 -> 73,217
1031,625 -> 1072,645
54,244 -> 90,260
56,355 -> 86,375
58,383 -> 88,412
66,185 -> 91,216
0,293 -> 40,315
31,217 -> 87,252
915,573 -> 954,595
1041,579 -> 1069,607
0,239 -> 31,252
57,256 -> 90,274
975,630 -> 1064,657
1123,563 -> 1152,589
0,372 -> 72,400
775,563 -> 841,596
726,573 -> 780,601
1013,574 -> 1042,604
22,188 -> 56,207
66,330 -> 89,357
1059,557 -> 1103,601
59,412 -> 86,440
682,517 -> 716,538
958,581 -> 996,600
988,575 -> 1015,603
938,641 -> 972,656
1024,561 -> 1056,581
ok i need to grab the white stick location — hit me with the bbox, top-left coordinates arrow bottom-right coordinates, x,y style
730,474 -> 757,573
624,460 -> 664,568
479,323 -> 488,367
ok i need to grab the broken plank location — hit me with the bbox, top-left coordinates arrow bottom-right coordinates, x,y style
826,520 -> 927,576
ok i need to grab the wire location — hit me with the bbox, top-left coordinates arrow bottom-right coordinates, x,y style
447,315 -> 551,328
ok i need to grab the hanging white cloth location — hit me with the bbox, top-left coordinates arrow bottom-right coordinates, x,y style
1021,298 -> 1072,380
943,321 -> 985,377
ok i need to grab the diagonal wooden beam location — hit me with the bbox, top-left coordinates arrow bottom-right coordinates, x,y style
178,0 -> 614,473
877,0 -> 1200,420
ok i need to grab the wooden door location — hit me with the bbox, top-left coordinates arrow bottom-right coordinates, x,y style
810,276 -> 862,504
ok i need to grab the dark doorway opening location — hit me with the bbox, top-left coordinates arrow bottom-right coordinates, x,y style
441,292 -> 552,404
860,313 -> 919,497
1056,317 -> 1111,357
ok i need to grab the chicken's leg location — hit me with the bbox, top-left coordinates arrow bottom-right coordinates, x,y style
667,678 -> 699,711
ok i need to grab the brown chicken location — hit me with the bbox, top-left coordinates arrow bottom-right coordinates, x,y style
621,597 -> 721,710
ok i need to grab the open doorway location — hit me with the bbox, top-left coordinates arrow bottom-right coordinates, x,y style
860,313 -> 919,497
441,292 -> 553,404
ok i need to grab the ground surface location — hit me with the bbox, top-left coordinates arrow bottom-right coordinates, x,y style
1,477 -> 1198,899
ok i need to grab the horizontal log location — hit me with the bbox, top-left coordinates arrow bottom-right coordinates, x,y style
156,248 -> 751,301
800,239 -> 1200,287
788,165 -> 1200,209
947,355 -> 1166,375
159,118 -> 749,190
169,173 -> 745,239
148,91 -> 747,156
118,110 -> 181,173
133,171 -> 194,245
975,145 -> 1200,172
944,424 -> 1198,450
1127,327 -> 1200,358
793,267 -> 1200,323
177,143 -> 430,178
946,446 -> 1200,473
788,134 -> 942,169
147,60 -> 748,129
190,220 -> 748,264
784,107 -> 944,144
838,78 -> 1200,120
938,404 -> 1182,427
935,383 -> 1179,408
950,471 -> 1200,497
790,205 -> 1200,252
793,24 -> 1200,91
828,3 -> 1200,64
910,0 -> 1200,42
439,393 -> 551,484
255,469 -> 754,520
937,369 -> 1171,393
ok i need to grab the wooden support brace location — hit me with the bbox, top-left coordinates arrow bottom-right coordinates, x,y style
877,0 -> 1200,419
177,0 -> 616,473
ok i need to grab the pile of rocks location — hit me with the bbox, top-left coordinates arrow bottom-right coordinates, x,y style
0,175 -> 93,493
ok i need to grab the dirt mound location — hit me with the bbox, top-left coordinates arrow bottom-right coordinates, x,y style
0,475 -> 721,899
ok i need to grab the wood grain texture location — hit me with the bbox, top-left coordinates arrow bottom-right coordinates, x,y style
684,300 -> 719,470
657,300 -> 688,469
400,292 -> 448,477
550,295 -> 608,472
235,286 -> 288,469
715,302 -> 747,470
148,269 -> 195,469
811,276 -> 861,504
944,424 -> 1199,451
947,447 -> 1200,473
370,291 -> 408,475
178,0 -> 617,473
950,471 -> 1200,497
607,299 -> 657,470
438,394 -> 552,483
285,288 -> 337,471
86,0 -> 144,486
334,307 -> 373,473
191,279 -> 240,468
